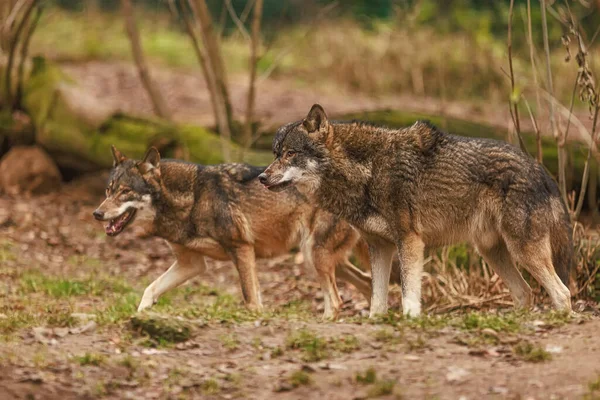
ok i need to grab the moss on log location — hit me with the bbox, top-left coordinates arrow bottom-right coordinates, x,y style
6,57 -> 271,172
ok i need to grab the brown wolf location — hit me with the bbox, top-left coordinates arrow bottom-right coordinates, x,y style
259,104 -> 573,317
92,146 -> 372,319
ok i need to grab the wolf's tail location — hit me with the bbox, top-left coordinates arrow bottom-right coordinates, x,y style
550,210 -> 573,287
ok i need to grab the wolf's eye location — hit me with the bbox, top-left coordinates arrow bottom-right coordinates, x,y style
121,188 -> 131,195
286,151 -> 296,158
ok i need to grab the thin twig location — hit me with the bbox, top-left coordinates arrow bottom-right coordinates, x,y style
564,73 -> 580,144
541,0 -> 569,208
526,0 -> 544,163
14,2 -> 41,110
258,2 -> 338,82
224,0 -> 250,41
4,0 -> 35,107
574,105 -> 599,220
508,0 -> 525,153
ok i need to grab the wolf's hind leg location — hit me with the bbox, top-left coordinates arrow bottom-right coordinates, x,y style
397,234 -> 425,317
506,236 -> 571,311
335,260 -> 372,303
138,247 -> 207,312
230,245 -> 263,311
475,239 -> 532,309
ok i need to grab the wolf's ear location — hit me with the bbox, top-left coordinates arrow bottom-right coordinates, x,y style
111,145 -> 127,167
303,104 -> 329,134
138,147 -> 160,175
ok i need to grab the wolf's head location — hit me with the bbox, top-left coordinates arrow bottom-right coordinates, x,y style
259,104 -> 331,195
92,146 -> 161,237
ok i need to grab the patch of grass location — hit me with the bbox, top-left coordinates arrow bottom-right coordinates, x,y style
330,334 -> 361,353
541,310 -> 573,327
513,341 -> 552,363
368,379 -> 397,398
201,378 -> 220,395
0,240 -> 16,262
407,335 -> 428,351
129,314 -> 192,346
270,346 -> 284,358
95,293 -> 139,325
286,329 -> 329,362
289,370 -> 312,387
459,312 -> 522,333
356,367 -> 377,384
74,352 -> 105,366
19,270 -> 133,298
220,333 -> 240,351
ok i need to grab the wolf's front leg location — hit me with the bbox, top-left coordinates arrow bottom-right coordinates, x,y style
397,234 -> 425,317
138,248 -> 207,312
367,239 -> 396,318
230,245 -> 263,311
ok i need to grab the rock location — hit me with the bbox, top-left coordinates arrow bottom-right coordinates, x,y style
446,366 -> 470,384
273,381 -> 294,392
0,146 -> 61,195
69,320 -> 97,334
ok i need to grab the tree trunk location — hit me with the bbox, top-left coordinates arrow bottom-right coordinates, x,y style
4,0 -> 36,109
192,0 -> 234,161
121,0 -> 171,120
242,0 -> 263,149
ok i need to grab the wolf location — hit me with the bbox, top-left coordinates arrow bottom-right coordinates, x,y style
92,146 -> 373,319
259,104 -> 573,318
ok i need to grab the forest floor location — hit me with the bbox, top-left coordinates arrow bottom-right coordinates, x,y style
1,172 -> 600,400
60,61 -> 596,144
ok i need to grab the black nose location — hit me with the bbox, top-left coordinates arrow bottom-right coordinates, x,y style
93,210 -> 104,221
258,173 -> 268,185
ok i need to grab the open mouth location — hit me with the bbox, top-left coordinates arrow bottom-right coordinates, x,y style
105,208 -> 136,237
265,180 -> 294,192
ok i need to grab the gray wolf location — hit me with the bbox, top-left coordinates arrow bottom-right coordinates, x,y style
92,146 -> 372,319
259,104 -> 573,317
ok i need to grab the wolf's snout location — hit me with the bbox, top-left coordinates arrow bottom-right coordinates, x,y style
258,173 -> 269,185
93,210 -> 105,221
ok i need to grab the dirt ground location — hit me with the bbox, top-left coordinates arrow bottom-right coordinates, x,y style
1,173 -> 600,400
61,61 -> 596,144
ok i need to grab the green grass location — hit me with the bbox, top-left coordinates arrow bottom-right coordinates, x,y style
368,379 -> 397,398
73,352 -> 106,366
129,314 -> 192,346
201,378 -> 220,395
19,270 -> 134,298
329,334 -> 361,353
220,333 -> 240,351
459,312 -> 523,333
513,342 -> 552,363
289,370 -> 312,387
286,329 -> 329,362
356,367 -> 378,384
0,240 -> 16,262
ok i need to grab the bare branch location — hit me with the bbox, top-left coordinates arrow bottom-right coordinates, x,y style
14,2 -> 41,110
541,0 -> 569,208
507,0 -> 526,154
122,0 -> 171,120
225,0 -> 250,41
4,0 -> 35,108
574,105 -> 599,219
241,0 -> 263,151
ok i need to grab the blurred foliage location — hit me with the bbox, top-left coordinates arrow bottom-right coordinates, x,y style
45,0 -> 600,51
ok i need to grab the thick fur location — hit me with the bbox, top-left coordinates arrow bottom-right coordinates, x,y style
93,147 -> 373,319
260,104 -> 573,317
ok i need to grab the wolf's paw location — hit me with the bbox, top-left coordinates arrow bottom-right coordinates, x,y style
137,295 -> 156,312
